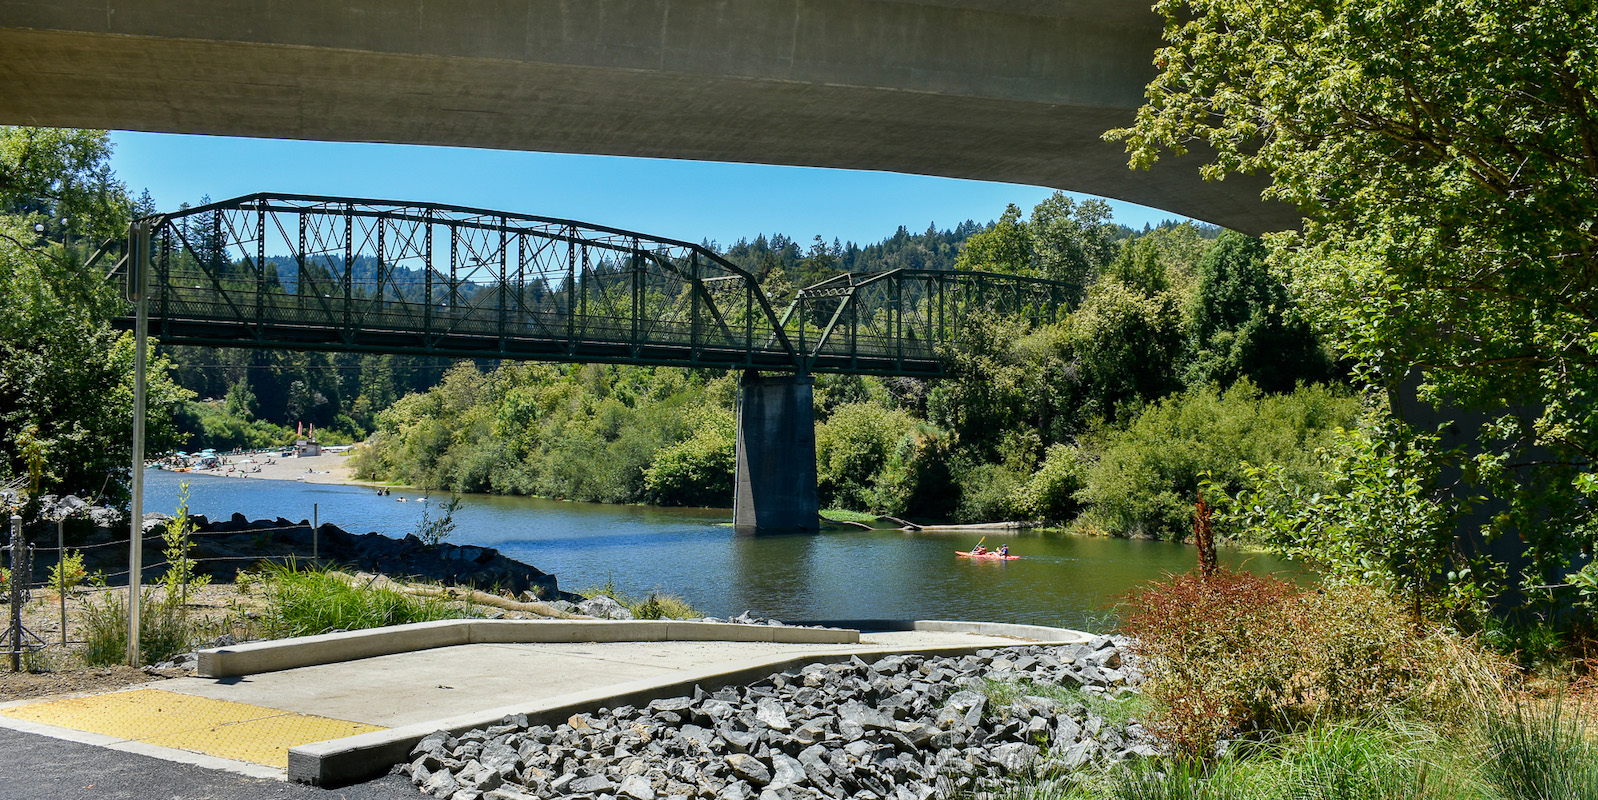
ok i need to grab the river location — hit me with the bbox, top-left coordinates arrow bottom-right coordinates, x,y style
142,468 -> 1300,630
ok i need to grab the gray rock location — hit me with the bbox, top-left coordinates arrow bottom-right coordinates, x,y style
719,780 -> 755,800
754,698 -> 792,732
570,775 -> 616,793
990,742 -> 1037,773
727,753 -> 771,786
579,595 -> 635,620
484,787 -> 543,800
767,753 -> 807,791
422,769 -> 461,798
619,774 -> 656,799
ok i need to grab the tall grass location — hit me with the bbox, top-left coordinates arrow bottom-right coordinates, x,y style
1482,697 -> 1598,800
259,565 -> 467,638
983,699 -> 1598,800
79,590 -> 195,666
583,579 -> 702,620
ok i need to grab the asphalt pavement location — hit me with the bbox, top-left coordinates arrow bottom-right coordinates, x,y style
0,727 -> 416,800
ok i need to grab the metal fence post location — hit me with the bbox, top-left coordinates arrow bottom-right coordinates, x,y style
9,515 -> 23,672
312,503 -> 318,560
127,218 -> 150,667
57,517 -> 65,647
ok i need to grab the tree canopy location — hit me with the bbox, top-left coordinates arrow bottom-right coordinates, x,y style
1108,0 -> 1598,596
0,127 -> 188,505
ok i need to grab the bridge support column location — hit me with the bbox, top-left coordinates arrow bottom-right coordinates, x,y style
734,371 -> 818,532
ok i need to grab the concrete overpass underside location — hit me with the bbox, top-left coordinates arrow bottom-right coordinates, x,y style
0,0 -> 1293,234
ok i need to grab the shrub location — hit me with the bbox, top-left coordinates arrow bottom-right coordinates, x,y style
1078,381 -> 1356,538
46,550 -> 90,597
160,482 -> 211,604
80,590 -> 194,667
954,463 -> 1029,523
1012,444 -> 1089,522
260,565 -> 466,638
815,402 -> 917,511
1118,570 -> 1509,759
643,407 -> 735,507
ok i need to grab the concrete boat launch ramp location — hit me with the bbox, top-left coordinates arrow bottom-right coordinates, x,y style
0,619 -> 1092,786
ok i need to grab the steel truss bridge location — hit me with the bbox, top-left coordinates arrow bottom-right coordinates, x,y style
112,193 -> 1074,377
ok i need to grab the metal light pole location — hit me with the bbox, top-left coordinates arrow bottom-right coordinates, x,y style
127,220 -> 150,667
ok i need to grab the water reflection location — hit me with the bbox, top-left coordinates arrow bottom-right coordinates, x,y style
142,468 -> 1301,629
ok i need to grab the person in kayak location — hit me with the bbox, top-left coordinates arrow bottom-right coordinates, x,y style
971,543 -> 988,555
998,544 -> 1009,557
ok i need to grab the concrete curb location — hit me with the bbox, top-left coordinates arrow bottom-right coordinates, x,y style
286,620 -> 1093,786
197,619 -> 858,678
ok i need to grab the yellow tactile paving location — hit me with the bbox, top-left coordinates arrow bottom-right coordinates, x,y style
144,711 -> 384,767
0,688 -> 383,768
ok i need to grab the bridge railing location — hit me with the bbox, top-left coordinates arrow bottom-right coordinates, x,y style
118,193 -> 800,369
778,268 -> 1075,374
111,193 -> 1077,376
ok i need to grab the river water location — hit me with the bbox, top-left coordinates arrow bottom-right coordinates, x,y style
142,468 -> 1299,630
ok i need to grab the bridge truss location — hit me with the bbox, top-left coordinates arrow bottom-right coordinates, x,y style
115,193 -> 1073,377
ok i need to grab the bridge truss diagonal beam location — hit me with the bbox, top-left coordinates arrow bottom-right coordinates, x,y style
112,193 -> 1078,378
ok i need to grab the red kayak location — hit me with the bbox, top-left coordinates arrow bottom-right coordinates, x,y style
956,550 -> 1019,560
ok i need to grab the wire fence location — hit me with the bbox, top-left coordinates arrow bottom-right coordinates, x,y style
4,519 -> 338,594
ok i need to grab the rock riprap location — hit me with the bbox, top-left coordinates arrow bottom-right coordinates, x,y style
405,639 -> 1151,800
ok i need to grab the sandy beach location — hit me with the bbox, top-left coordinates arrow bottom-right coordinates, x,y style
178,451 -> 361,485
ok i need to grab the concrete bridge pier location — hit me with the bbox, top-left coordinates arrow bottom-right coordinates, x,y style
734,371 -> 818,532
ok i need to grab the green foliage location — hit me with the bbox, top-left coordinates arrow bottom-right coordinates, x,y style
222,377 -> 258,420
1185,231 -> 1334,393
360,362 -> 715,505
956,203 -> 1034,275
1012,445 -> 1090,522
1070,281 -> 1185,423
47,549 -> 90,596
1483,699 -> 1598,800
1081,382 -> 1357,538
259,565 -> 467,638
815,402 -> 917,512
1108,0 -> 1598,612
160,482 -> 211,603
79,590 -> 195,667
0,128 -> 191,505
174,400 -> 294,452
413,495 -> 461,546
870,425 -> 958,519
954,463 -> 1029,524
643,406 -> 735,507
1119,571 -> 1505,760
1224,410 -> 1474,619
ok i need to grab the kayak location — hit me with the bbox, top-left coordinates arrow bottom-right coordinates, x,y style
955,550 -> 1019,560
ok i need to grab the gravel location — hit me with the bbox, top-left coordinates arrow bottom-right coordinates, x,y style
404,637 -> 1151,800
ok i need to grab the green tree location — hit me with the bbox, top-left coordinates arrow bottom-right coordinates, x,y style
0,128 -> 190,504
1070,280 -> 1185,423
955,203 -> 1033,275
223,377 -> 258,421
1108,0 -> 1598,598
1029,193 -> 1119,300
1186,231 -> 1334,393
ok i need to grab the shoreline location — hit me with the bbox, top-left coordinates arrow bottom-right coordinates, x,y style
162,451 -> 371,488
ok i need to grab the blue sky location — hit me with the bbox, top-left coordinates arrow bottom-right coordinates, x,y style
109,132 -> 1190,249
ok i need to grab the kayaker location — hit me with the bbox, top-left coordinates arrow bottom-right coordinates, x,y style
998,544 -> 1009,557
971,543 -> 988,555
